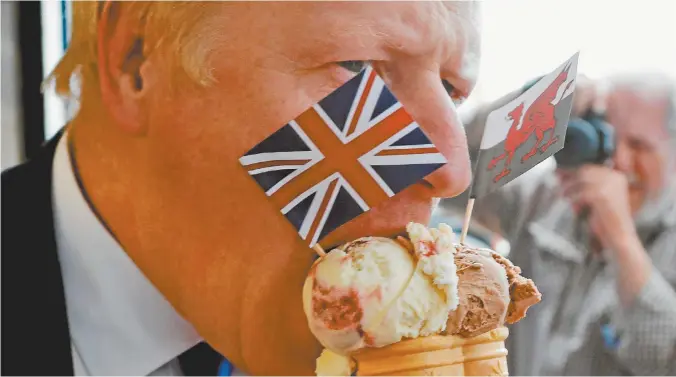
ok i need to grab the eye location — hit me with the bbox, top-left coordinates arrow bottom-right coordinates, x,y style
337,61 -> 369,73
442,79 -> 455,94
627,137 -> 651,152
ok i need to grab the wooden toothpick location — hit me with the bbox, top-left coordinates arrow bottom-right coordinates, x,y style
460,197 -> 475,245
312,244 -> 327,257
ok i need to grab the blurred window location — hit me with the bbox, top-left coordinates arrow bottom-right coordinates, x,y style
41,0 -> 71,140
461,0 -> 676,117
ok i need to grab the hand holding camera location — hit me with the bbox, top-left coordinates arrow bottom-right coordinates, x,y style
554,77 -> 639,252
559,165 -> 636,251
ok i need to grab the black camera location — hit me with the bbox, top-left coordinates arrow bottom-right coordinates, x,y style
554,111 -> 615,168
519,77 -> 615,168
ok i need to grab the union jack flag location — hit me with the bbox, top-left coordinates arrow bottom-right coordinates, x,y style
240,66 -> 446,247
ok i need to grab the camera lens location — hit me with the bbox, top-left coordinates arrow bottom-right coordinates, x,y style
554,116 -> 615,168
555,118 -> 602,167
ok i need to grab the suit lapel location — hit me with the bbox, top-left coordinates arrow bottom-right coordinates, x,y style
1,130 -> 74,376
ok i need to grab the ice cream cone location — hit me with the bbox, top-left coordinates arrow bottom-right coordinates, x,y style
353,327 -> 509,376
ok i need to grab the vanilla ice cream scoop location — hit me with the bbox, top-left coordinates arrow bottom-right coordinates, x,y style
302,222 -> 459,355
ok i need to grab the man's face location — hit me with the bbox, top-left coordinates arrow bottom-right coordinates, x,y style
606,88 -> 672,213
130,2 -> 480,374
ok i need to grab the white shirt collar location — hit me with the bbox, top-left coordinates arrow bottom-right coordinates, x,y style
52,130 -> 202,375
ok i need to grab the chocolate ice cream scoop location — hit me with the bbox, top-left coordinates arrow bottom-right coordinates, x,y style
490,251 -> 542,324
445,248 -> 510,338
446,246 -> 542,338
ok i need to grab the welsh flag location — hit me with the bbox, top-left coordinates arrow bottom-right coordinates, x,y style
471,53 -> 579,198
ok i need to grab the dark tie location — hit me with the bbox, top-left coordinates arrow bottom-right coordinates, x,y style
178,342 -> 224,376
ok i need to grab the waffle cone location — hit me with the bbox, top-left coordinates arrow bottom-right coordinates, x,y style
353,327 -> 509,376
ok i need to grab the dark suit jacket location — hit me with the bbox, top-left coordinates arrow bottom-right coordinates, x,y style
1,133 -> 225,377
2,132 -> 75,376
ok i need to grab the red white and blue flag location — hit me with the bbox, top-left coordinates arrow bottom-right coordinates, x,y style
240,66 -> 446,247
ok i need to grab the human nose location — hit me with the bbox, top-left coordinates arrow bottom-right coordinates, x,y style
373,62 -> 471,198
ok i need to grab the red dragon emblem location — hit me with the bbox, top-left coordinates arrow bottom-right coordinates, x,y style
487,63 -> 575,183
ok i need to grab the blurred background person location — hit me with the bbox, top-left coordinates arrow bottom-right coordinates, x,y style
437,73 -> 676,375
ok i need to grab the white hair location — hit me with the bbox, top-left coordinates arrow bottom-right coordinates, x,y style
606,72 -> 676,140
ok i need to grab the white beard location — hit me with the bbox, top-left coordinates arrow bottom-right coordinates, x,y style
634,179 -> 676,229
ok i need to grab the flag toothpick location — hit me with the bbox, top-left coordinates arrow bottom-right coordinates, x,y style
312,244 -> 327,257
460,198 -> 475,245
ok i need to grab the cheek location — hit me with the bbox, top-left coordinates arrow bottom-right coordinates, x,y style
138,64 -> 351,254
146,65 -> 329,167
172,72 -> 344,155
635,151 -> 667,194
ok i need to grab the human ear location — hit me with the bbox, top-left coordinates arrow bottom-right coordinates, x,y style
97,1 -> 152,136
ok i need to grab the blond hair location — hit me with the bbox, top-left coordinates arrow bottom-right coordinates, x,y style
47,1 -> 219,102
